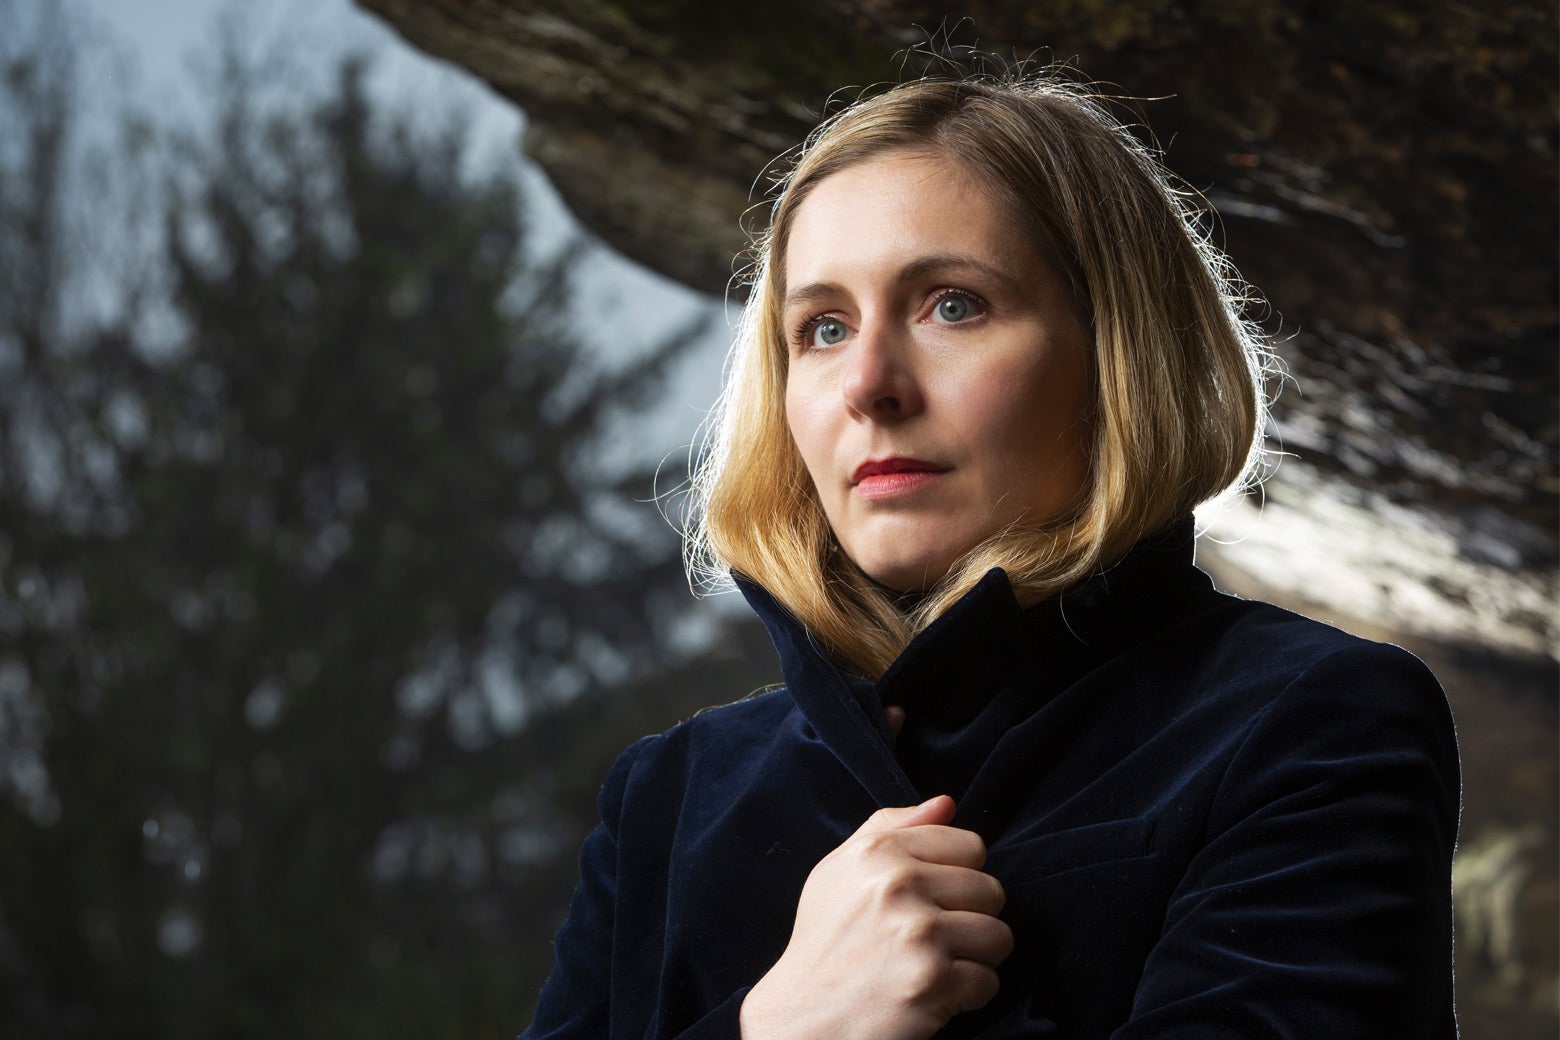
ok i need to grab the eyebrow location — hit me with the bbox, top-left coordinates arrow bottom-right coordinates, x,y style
782,253 -> 1027,311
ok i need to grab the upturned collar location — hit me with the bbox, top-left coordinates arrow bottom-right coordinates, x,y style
735,519 -> 1214,807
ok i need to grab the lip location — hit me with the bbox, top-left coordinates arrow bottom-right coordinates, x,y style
851,456 -> 947,498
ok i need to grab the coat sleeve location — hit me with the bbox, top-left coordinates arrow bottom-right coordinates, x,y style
1114,643 -> 1461,1039
518,734 -> 749,1040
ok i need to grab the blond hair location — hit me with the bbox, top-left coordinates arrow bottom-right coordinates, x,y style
688,73 -> 1269,678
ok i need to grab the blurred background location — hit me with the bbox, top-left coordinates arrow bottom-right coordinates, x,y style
0,1 -> 1553,1037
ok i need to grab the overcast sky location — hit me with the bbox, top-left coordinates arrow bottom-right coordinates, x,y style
76,0 -> 731,468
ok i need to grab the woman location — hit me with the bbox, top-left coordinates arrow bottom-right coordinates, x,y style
520,73 -> 1459,1039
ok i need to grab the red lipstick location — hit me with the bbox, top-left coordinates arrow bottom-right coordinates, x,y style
852,457 -> 945,498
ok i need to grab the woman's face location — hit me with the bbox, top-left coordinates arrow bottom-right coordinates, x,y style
782,151 -> 1093,592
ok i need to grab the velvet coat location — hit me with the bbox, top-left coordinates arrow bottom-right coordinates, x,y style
519,525 -> 1460,1038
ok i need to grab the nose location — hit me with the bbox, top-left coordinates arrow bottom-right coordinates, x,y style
841,317 -> 923,421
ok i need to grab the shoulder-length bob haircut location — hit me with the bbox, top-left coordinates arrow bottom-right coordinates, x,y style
688,72 -> 1270,678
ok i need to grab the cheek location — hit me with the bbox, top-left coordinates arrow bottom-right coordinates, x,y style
782,386 -> 804,454
960,351 -> 1092,472
783,384 -> 826,477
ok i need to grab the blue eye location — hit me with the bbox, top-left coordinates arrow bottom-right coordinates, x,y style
813,319 -> 848,347
935,294 -> 972,322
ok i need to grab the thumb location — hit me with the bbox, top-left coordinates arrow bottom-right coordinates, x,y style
864,794 -> 956,834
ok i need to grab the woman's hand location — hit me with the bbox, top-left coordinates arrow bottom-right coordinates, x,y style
739,794 -> 1013,1040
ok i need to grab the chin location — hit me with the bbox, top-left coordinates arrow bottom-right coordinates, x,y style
853,553 -> 956,595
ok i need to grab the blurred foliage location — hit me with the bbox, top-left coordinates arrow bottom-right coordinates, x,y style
0,4 -> 770,1036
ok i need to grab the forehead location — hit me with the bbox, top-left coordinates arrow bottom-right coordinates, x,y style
780,151 -> 1037,293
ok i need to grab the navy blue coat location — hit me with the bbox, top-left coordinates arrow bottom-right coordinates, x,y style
520,524 -> 1460,1038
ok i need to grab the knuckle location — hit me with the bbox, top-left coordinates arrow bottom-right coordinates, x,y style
900,954 -> 946,1002
899,910 -> 938,949
858,831 -> 895,858
992,920 -> 1016,960
986,875 -> 1007,913
874,864 -> 918,905
862,806 -> 901,832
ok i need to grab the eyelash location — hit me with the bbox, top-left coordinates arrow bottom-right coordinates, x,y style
789,288 -> 988,349
927,287 -> 986,322
790,313 -> 833,349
